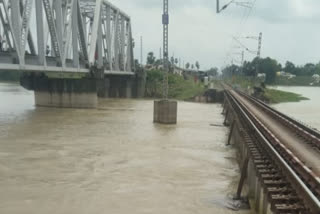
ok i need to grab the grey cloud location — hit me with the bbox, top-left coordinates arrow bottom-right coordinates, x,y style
113,0 -> 320,68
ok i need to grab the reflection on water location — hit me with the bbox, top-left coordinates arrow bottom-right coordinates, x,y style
272,86 -> 320,130
0,83 -> 250,214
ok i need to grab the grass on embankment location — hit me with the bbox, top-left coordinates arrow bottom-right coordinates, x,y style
145,69 -> 206,100
264,88 -> 309,103
225,76 -> 309,103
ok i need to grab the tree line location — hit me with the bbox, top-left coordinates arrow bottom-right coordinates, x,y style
146,52 -> 201,70
222,57 -> 320,84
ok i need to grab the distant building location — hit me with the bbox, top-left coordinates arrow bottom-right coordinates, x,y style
257,73 -> 266,78
276,71 -> 296,79
312,74 -> 320,83
172,66 -> 184,76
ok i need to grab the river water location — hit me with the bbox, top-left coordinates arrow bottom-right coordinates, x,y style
271,86 -> 320,130
0,82 -> 251,214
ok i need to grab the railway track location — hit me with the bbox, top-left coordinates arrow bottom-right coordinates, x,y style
223,87 -> 320,213
237,90 -> 320,152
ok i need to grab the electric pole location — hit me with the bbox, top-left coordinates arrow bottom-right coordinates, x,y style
153,0 -> 177,125
241,50 -> 244,75
140,36 -> 143,65
255,32 -> 262,76
162,0 -> 169,99
257,32 -> 262,58
241,50 -> 244,65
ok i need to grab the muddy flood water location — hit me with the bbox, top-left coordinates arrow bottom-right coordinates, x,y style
0,83 -> 252,214
272,86 -> 320,130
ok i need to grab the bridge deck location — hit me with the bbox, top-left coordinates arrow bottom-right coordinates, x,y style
0,52 -> 134,76
231,90 -> 320,177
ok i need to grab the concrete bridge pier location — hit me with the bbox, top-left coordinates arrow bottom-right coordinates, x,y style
98,72 -> 146,99
20,73 -> 98,108
125,78 -> 133,98
134,69 -> 146,98
97,78 -> 110,98
106,76 -> 128,98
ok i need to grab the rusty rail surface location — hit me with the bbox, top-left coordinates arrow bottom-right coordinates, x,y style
223,87 -> 320,214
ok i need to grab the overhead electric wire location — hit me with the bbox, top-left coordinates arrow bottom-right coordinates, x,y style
222,0 -> 258,68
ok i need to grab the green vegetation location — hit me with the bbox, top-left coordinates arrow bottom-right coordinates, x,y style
225,76 -> 258,90
0,71 -> 20,82
145,69 -> 205,100
223,57 -> 280,84
222,57 -> 320,86
264,88 -> 309,103
225,76 -> 308,103
283,61 -> 320,76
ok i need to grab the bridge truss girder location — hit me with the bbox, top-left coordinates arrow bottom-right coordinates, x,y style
0,0 -> 134,75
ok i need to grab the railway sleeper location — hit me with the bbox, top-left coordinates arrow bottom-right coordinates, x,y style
254,160 -> 270,165
260,173 -> 282,180
267,187 -> 293,197
255,164 -> 274,170
262,179 -> 289,187
272,203 -> 306,214
270,193 -> 300,204
259,169 -> 279,174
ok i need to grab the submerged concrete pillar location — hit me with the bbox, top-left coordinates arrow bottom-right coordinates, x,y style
20,74 -> 98,108
97,78 -> 110,98
109,76 -> 120,98
125,78 -> 133,98
153,100 -> 178,124
134,69 -> 146,98
107,76 -> 134,98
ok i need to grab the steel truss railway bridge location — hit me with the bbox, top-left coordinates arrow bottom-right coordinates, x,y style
0,0 -> 145,108
223,85 -> 320,214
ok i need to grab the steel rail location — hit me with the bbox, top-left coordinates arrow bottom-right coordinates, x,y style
238,91 -> 320,150
225,89 -> 320,213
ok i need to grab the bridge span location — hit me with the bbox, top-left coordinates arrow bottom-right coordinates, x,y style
0,0 -> 145,108
223,86 -> 320,214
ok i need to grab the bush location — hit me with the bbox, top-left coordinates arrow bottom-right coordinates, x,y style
145,69 -> 205,100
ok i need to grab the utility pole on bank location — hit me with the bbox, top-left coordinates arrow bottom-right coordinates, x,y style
162,0 -> 169,99
140,36 -> 143,65
257,32 -> 262,58
153,0 -> 177,125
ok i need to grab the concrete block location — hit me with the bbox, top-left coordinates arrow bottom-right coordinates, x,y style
153,100 -> 177,124
97,79 -> 110,98
35,91 -> 98,108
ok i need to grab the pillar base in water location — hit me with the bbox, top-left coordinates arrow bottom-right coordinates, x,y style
20,74 -> 98,109
153,100 -> 177,124
35,91 -> 98,108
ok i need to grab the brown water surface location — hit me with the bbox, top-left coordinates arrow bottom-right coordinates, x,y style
0,82 -> 251,214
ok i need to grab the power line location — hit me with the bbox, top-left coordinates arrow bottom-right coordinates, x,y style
140,36 -> 143,65
222,0 -> 258,67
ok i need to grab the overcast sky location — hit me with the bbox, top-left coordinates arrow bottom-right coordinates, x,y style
112,0 -> 320,70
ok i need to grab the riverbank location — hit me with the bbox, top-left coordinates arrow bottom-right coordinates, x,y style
264,88 -> 309,103
225,76 -> 309,103
145,69 -> 206,100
